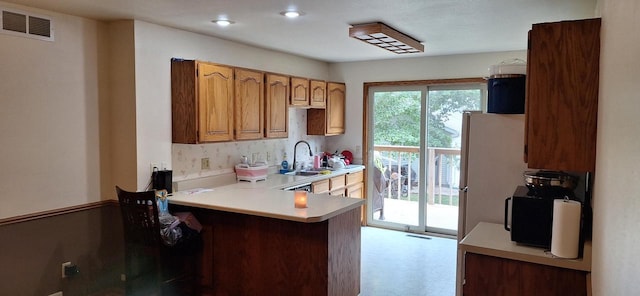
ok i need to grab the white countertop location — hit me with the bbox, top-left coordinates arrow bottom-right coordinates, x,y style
168,165 -> 366,223
459,222 -> 591,271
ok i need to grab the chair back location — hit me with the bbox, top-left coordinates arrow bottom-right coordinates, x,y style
116,186 -> 162,247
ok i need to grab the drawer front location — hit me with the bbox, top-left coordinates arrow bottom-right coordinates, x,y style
346,171 -> 364,185
312,179 -> 329,194
329,175 -> 346,190
329,189 -> 345,197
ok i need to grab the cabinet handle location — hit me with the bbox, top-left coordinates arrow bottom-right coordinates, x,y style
504,197 -> 512,231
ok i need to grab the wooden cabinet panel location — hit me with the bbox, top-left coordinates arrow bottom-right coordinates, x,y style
463,252 -> 587,296
171,60 -> 198,144
330,189 -> 346,197
310,80 -> 326,108
329,175 -> 346,191
265,73 -> 289,138
198,63 -> 235,142
327,82 -> 346,135
290,77 -> 309,106
307,82 -> 345,136
525,18 -> 600,172
312,179 -> 330,194
346,171 -> 364,186
171,60 -> 234,143
234,68 -> 264,140
345,182 -> 363,198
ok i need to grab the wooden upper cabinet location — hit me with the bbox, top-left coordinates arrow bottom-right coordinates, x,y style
290,77 -> 310,107
326,82 -> 346,135
172,60 -> 234,143
525,18 -> 601,172
235,68 -> 264,140
310,80 -> 327,108
307,82 -> 346,136
265,73 -> 289,138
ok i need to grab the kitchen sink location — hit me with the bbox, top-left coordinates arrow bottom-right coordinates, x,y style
285,171 -> 320,176
295,171 -> 320,176
285,168 -> 335,176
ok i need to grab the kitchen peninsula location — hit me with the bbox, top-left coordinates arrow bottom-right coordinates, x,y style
169,166 -> 365,295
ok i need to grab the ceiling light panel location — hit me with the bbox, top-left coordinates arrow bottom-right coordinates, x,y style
349,22 -> 424,54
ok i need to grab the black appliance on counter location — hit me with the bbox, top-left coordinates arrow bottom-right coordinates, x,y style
152,169 -> 173,193
504,185 -> 584,248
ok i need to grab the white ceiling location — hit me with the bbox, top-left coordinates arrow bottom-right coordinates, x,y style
3,0 -> 597,62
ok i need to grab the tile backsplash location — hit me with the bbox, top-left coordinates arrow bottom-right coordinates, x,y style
172,108 -> 326,181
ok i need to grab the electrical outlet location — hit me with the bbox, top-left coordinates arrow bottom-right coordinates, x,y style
355,145 -> 362,155
61,262 -> 71,278
266,152 -> 271,162
201,158 -> 210,170
150,163 -> 158,173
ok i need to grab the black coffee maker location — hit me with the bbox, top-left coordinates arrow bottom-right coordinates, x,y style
504,171 -> 591,248
152,169 -> 173,193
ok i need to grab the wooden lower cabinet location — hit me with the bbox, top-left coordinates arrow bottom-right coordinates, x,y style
329,175 -> 346,191
345,182 -> 363,198
463,252 -> 587,296
312,179 -> 330,194
195,207 -> 361,295
330,189 -> 345,196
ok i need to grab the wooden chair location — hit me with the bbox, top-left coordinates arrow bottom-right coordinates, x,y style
372,165 -> 387,220
116,186 -> 201,295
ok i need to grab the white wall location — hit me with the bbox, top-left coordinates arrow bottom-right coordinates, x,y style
0,1 -> 107,219
132,21 -> 331,188
591,0 -> 640,294
326,51 -> 527,162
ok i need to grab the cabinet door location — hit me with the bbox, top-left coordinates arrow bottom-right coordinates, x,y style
345,182 -> 363,198
198,62 -> 234,142
330,189 -> 346,197
235,68 -> 264,140
265,73 -> 289,138
463,252 -> 587,296
309,80 -> 326,108
525,18 -> 600,172
307,82 -> 346,136
326,82 -> 346,135
290,77 -> 309,106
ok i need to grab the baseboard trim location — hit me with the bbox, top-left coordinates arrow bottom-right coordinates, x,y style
0,200 -> 118,226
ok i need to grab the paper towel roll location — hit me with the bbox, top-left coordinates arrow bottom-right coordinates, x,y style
551,199 -> 582,258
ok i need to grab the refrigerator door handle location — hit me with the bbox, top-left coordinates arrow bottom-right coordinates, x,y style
504,197 -> 512,231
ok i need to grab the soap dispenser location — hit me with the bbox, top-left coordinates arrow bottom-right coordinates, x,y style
281,153 -> 289,172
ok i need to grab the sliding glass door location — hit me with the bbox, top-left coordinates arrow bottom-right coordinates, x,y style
366,83 -> 483,235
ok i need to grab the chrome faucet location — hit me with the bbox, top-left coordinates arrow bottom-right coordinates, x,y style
292,140 -> 313,171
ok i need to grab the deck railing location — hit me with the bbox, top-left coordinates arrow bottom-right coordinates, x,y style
374,145 -> 461,206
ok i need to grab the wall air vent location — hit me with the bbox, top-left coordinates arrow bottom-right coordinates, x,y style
1,7 -> 54,41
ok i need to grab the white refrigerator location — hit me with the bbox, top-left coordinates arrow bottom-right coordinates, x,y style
455,111 -> 528,296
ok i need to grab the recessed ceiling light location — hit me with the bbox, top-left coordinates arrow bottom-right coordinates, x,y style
280,10 -> 304,18
212,19 -> 234,27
